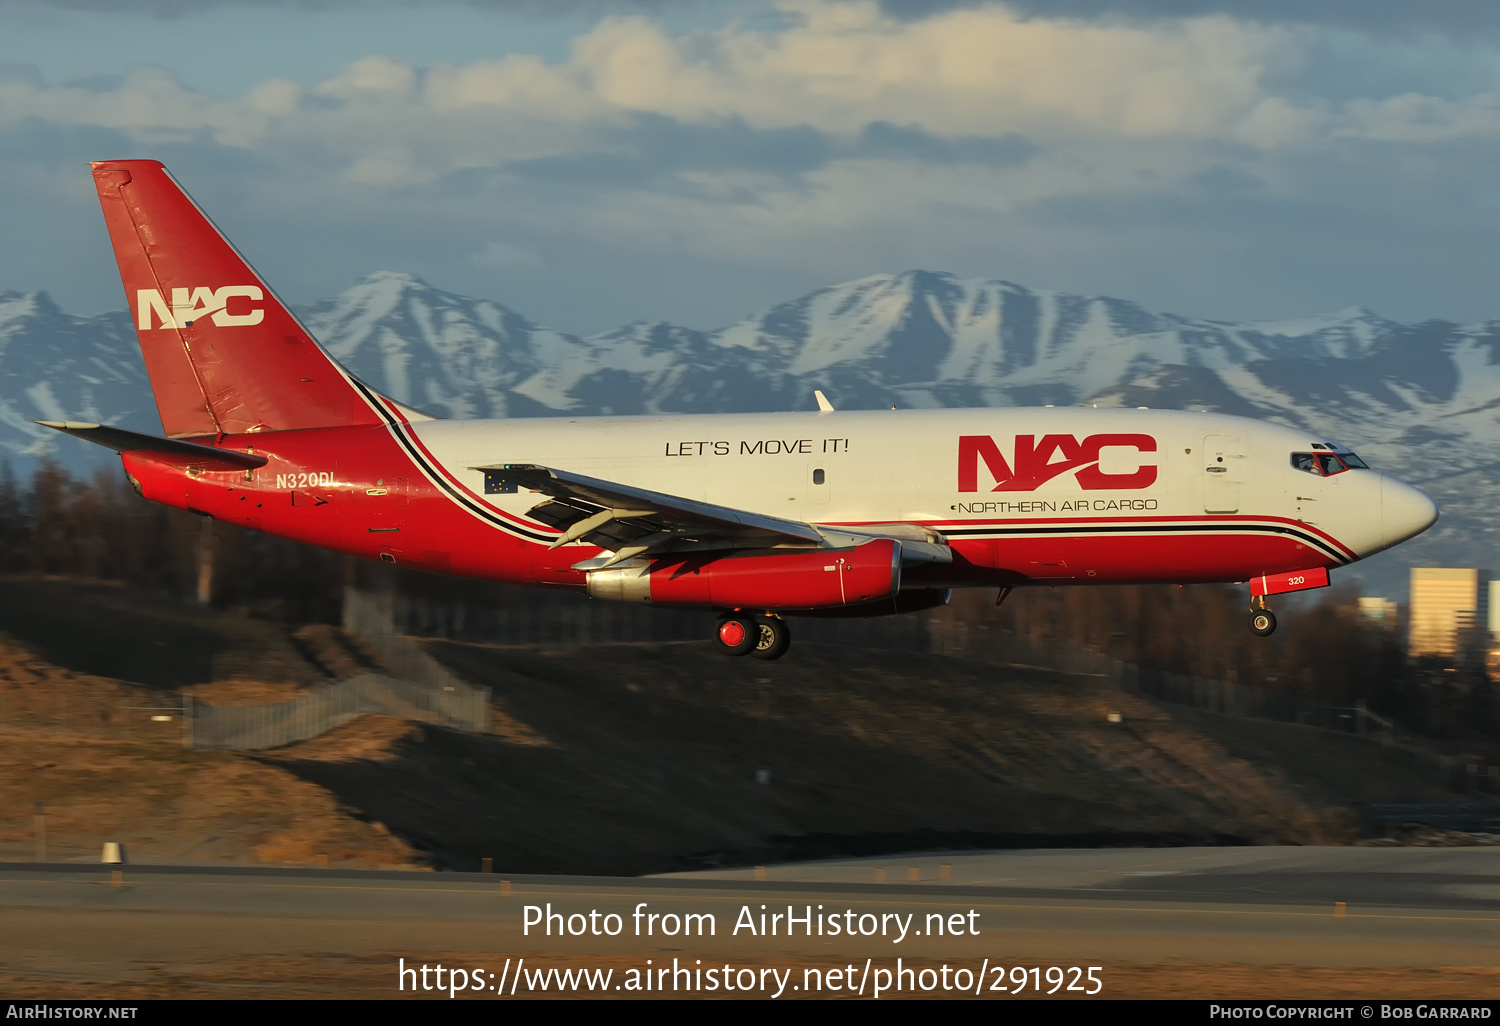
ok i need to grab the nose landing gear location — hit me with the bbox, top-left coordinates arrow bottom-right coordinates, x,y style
1250,596 -> 1277,637
714,612 -> 791,660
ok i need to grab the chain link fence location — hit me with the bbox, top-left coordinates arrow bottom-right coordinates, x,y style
184,671 -> 489,750
172,588 -> 497,750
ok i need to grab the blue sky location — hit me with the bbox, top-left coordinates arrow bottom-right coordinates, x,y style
9,0 -> 1500,334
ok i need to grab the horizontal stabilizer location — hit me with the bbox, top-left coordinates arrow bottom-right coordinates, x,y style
34,421 -> 268,472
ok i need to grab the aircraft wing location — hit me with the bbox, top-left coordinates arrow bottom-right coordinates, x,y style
34,421 -> 268,472
472,463 -> 951,569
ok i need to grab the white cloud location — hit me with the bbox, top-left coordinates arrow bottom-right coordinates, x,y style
1339,92 -> 1500,143
568,2 -> 1302,142
11,1 -> 1500,328
2,1 -> 1493,180
0,65 -> 299,148
344,149 -> 433,187
0,0 -> 1312,215
0,2 -> 1310,152
313,55 -> 419,101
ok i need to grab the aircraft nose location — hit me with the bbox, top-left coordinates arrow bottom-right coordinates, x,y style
1381,475 -> 1438,549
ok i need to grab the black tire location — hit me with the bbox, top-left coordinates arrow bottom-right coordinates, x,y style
714,614 -> 758,656
750,616 -> 791,661
1250,610 -> 1277,637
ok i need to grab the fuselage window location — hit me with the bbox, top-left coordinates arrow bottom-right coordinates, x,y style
812,468 -> 825,485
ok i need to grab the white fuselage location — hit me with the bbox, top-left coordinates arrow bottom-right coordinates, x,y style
395,406 -> 1434,587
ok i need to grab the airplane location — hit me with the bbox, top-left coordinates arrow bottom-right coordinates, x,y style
40,159 -> 1439,661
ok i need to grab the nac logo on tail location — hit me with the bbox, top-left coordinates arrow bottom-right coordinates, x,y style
135,286 -> 264,330
959,434 -> 1158,492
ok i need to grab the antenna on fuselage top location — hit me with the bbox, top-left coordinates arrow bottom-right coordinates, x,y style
814,390 -> 835,414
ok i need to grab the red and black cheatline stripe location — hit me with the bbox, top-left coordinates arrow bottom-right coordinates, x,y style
936,520 -> 1353,565
344,375 -> 558,544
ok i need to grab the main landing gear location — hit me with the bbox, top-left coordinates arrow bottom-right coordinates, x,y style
1250,596 -> 1277,637
715,612 -> 791,660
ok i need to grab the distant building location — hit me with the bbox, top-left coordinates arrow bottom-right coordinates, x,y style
1489,581 -> 1500,680
1358,597 -> 1398,628
1408,568 -> 1489,661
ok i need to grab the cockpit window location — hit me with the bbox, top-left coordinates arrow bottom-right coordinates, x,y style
1322,441 -> 1372,469
1292,452 -> 1355,476
1315,453 -> 1347,476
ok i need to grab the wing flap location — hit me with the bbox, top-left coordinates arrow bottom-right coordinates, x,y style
475,463 -> 824,551
473,463 -> 953,568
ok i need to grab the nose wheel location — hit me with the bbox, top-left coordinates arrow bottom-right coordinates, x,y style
1249,595 -> 1276,637
714,612 -> 791,659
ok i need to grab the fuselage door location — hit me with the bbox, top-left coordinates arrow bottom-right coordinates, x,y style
1203,435 -> 1243,514
368,475 -> 409,545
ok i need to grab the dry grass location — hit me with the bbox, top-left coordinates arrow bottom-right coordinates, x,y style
0,577 -> 419,868
182,679 -> 314,706
277,715 -> 421,763
0,723 -> 419,865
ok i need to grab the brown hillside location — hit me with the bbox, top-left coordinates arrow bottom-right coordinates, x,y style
263,639 -> 1467,874
0,575 -> 1476,875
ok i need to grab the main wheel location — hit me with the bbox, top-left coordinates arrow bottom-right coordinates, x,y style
750,615 -> 791,661
714,614 -> 758,656
1250,610 -> 1277,637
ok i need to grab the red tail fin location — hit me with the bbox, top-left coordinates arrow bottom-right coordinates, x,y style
91,159 -> 381,438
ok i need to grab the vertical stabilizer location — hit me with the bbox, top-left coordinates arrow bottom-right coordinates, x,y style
91,159 -> 381,438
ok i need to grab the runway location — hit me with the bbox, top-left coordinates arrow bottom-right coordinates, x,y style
668,844 -> 1500,911
2,847 -> 1498,998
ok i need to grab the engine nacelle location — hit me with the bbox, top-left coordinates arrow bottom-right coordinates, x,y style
796,588 -> 951,618
587,539 -> 902,610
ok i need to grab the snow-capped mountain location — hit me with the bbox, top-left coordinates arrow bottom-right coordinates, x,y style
300,271 -> 579,420
0,291 -> 155,456
4,268 -> 1496,595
